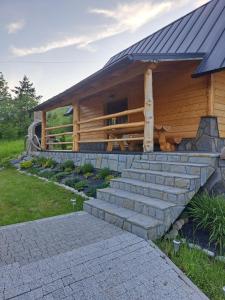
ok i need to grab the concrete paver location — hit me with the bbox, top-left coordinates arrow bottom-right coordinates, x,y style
0,212 -> 208,299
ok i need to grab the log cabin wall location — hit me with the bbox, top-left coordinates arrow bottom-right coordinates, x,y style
154,63 -> 209,140
78,77 -> 144,141
77,61 -> 218,145
213,70 -> 225,138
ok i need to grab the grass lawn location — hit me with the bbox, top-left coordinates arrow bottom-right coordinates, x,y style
0,168 -> 84,226
157,239 -> 225,300
0,139 -> 24,161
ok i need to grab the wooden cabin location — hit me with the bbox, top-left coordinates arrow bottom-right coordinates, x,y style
34,0 -> 225,153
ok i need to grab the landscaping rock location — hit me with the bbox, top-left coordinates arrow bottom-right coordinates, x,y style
165,229 -> 178,240
215,256 -> 225,263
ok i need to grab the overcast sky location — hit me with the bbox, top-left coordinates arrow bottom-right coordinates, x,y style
0,0 -> 208,102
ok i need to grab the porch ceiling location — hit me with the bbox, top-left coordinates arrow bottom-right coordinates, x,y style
34,53 -> 204,112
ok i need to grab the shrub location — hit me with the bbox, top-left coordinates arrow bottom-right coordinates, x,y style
33,156 -> 48,168
84,172 -> 93,179
44,158 -> 57,169
96,168 -> 111,179
64,177 -> 80,187
39,170 -> 55,179
51,172 -> 70,182
188,193 -> 225,254
74,166 -> 82,174
20,160 -> 33,169
74,180 -> 88,191
80,163 -> 94,174
86,186 -> 97,197
97,181 -> 110,189
62,160 -> 74,171
105,174 -> 116,182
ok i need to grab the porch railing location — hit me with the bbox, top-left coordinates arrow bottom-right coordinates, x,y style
42,106 -> 145,151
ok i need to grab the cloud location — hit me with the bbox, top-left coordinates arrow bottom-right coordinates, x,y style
11,1 -> 172,57
6,20 -> 25,34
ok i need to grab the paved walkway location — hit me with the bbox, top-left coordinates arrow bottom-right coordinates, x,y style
0,212 -> 208,300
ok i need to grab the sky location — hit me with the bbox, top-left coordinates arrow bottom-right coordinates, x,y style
0,0 -> 208,103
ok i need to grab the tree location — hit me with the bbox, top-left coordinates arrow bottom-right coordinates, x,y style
12,75 -> 42,136
0,72 -> 11,101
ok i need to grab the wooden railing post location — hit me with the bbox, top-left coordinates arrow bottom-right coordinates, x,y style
41,111 -> 47,150
144,68 -> 154,152
72,102 -> 80,151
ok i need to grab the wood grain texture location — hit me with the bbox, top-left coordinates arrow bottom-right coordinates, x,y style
213,70 -> 225,137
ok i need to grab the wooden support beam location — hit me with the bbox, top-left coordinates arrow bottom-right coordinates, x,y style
208,73 -> 215,116
41,111 -> 47,150
72,102 -> 80,151
144,68 -> 154,152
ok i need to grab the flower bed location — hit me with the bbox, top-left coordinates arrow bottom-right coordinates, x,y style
19,156 -> 120,197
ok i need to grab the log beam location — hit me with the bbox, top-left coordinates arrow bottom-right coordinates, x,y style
144,68 -> 154,152
72,102 -> 80,151
208,73 -> 215,116
41,111 -> 47,150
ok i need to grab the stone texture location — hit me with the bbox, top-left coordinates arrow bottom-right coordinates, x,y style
0,213 -> 208,300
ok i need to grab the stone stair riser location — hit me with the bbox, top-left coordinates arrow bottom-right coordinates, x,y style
141,153 -> 218,166
84,202 -> 165,240
122,170 -> 200,189
110,180 -> 188,204
97,189 -> 184,225
132,161 -> 203,175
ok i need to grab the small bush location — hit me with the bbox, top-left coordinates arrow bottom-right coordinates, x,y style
84,172 -> 93,179
39,170 -> 55,179
74,180 -> 88,191
80,163 -> 94,174
20,160 -> 33,169
86,186 -> 97,197
51,171 -> 69,182
188,193 -> 225,254
96,168 -> 111,179
105,174 -> 116,182
64,178 -> 80,187
97,181 -> 110,189
34,156 -> 48,168
44,158 -> 57,169
74,166 -> 82,174
62,160 -> 74,171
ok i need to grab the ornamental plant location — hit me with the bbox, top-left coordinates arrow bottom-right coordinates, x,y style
188,193 -> 225,254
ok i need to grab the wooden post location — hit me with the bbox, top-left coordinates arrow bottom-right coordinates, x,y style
143,68 -> 154,152
72,102 -> 80,151
208,73 -> 215,116
41,111 -> 47,150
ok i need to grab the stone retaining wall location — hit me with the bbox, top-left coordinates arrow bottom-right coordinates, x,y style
32,151 -> 141,172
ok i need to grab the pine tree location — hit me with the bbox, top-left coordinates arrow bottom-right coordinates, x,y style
0,72 -> 11,101
12,75 -> 42,136
12,75 -> 41,101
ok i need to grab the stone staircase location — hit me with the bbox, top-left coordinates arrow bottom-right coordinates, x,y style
84,152 -> 218,240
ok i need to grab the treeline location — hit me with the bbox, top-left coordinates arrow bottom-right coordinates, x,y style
0,72 -> 41,140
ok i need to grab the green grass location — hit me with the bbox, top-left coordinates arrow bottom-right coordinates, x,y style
0,168 -> 84,226
157,239 -> 225,300
0,139 -> 24,161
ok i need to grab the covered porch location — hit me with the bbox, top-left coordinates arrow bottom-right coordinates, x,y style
35,53 -> 211,153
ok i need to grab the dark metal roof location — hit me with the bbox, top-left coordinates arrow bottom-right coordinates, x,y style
35,0 -> 225,111
105,0 -> 225,76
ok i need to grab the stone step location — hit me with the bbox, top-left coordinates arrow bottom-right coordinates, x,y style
110,178 -> 190,204
97,188 -> 184,225
141,152 -> 219,166
132,160 -> 214,185
122,168 -> 200,189
84,198 -> 164,240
